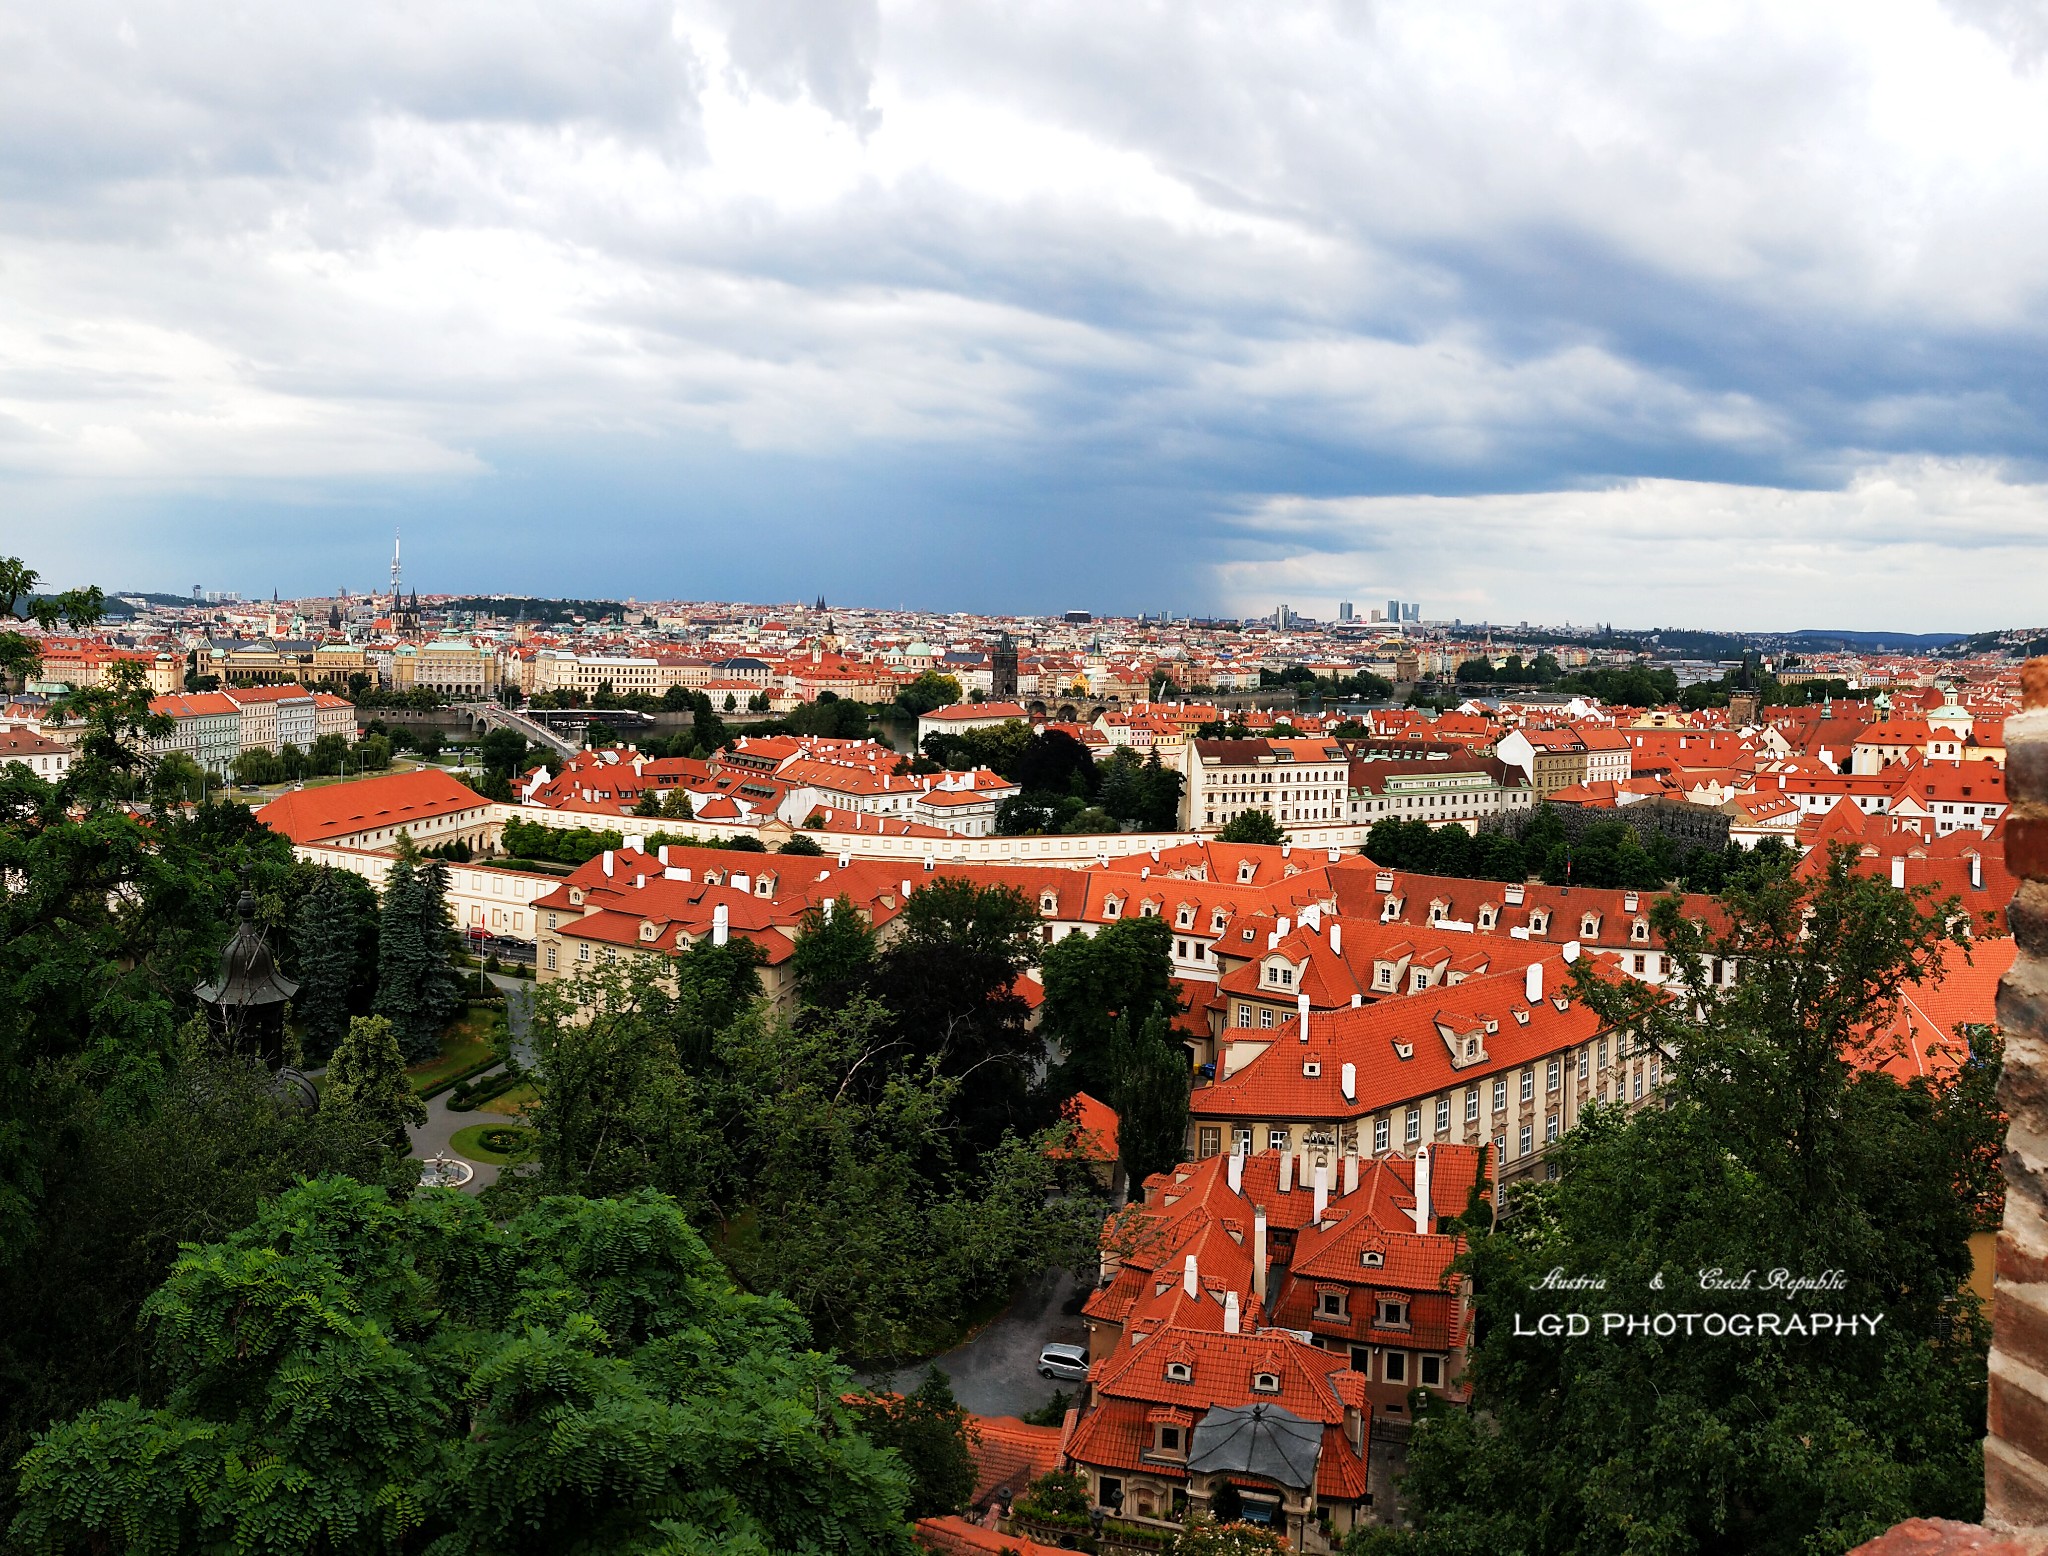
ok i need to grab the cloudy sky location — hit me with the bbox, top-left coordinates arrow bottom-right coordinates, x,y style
5,0 -> 2047,628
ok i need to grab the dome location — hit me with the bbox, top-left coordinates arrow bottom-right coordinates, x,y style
193,888 -> 299,1012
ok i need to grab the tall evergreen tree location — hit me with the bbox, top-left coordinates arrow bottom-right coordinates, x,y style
290,868 -> 363,1064
1113,1010 -> 1191,1186
325,1015 -> 425,1152
373,848 -> 463,1063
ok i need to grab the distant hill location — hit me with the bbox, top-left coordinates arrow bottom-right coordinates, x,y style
1781,629 -> 1967,651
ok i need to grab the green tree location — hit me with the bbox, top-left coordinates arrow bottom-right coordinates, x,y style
634,786 -> 663,816
661,787 -> 696,819
779,831 -> 825,854
478,726 -> 529,777
232,746 -> 284,788
371,849 -> 464,1063
357,733 -> 393,771
1393,848 -> 1992,1555
11,1180 -> 918,1556
290,867 -> 375,1063
308,731 -> 350,775
1041,914 -> 1181,1101
1216,810 -> 1284,845
324,1013 -> 426,1151
792,895 -> 879,1013
1114,1010 -> 1191,1185
148,751 -> 208,805
846,1367 -> 979,1518
896,670 -> 964,717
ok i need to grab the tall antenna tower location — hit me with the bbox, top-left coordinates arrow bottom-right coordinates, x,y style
390,530 -> 402,603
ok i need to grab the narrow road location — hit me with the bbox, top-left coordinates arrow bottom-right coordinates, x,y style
870,1267 -> 1089,1419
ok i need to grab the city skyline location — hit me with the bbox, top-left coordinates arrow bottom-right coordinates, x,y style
7,2 -> 2048,627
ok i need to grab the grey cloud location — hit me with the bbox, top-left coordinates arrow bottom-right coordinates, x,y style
711,0 -> 879,130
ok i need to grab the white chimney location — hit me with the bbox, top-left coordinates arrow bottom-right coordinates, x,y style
1344,1149 -> 1359,1195
1329,922 -> 1342,956
712,903 -> 729,947
822,898 -> 835,923
1312,1162 -> 1329,1223
1972,854 -> 1984,890
1280,1150 -> 1295,1193
1223,1290 -> 1242,1335
1891,855 -> 1906,889
1253,1206 -> 1269,1306
1526,962 -> 1542,1003
731,873 -> 750,895
1412,1145 -> 1432,1236
1298,991 -> 1311,1044
1183,1253 -> 1199,1297
901,878 -> 912,899
1351,993 -> 1363,1008
602,850 -> 615,877
657,845 -> 670,866
1276,916 -> 1291,937
1340,1062 -> 1356,1101
1227,1148 -> 1245,1193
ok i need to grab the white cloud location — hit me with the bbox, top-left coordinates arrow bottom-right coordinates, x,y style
1214,460 -> 2048,630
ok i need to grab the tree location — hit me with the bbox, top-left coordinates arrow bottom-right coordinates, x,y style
232,746 -> 283,788
661,787 -> 696,819
780,830 -> 825,854
324,1014 -> 426,1151
414,727 -> 445,763
290,867 -> 377,1063
1114,1011 -> 1191,1185
148,751 -> 208,805
1216,810 -> 1284,845
634,786 -> 663,816
792,895 -> 879,1013
12,1180 -> 918,1556
1042,915 -> 1181,1102
1392,848 -> 1992,1555
896,671 -> 964,717
371,849 -> 464,1063
356,733 -> 393,771
478,726 -> 529,778
846,1367 -> 979,1518
308,731 -> 350,775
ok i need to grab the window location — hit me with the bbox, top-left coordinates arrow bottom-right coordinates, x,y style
1098,1477 -> 1124,1511
1237,1003 -> 1253,1027
1492,1078 -> 1507,1112
577,943 -> 591,962
1520,1070 -> 1534,1102
1465,1090 -> 1479,1122
1383,1351 -> 1407,1383
1166,1361 -> 1192,1382
1577,1049 -> 1588,1080
1157,1425 -> 1182,1453
1198,1128 -> 1221,1158
1633,954 -> 1646,973
1373,1117 -> 1390,1153
1519,1124 -> 1533,1157
1361,1250 -> 1384,1269
1598,1038 -> 1609,1069
1434,1096 -> 1450,1133
1377,1298 -> 1408,1326
1546,1059 -> 1561,1092
1318,1291 -> 1346,1318
1546,1114 -> 1560,1143
1252,1372 -> 1281,1394
1268,1128 -> 1289,1152
1234,1127 -> 1254,1154
544,944 -> 557,971
1259,1008 -> 1275,1029
1405,1109 -> 1421,1144
1419,1355 -> 1442,1387
1634,1069 -> 1645,1100
1650,1059 -> 1662,1088
1351,1343 -> 1373,1371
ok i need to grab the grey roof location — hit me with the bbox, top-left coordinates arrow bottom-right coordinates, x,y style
1187,1402 -> 1321,1490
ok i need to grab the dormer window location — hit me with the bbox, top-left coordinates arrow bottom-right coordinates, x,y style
1041,892 -> 1058,915
1140,900 -> 1159,917
1529,911 -> 1549,934
1376,965 -> 1394,989
1165,1361 -> 1192,1383
1581,915 -> 1599,939
639,922 -> 658,941
1252,1372 -> 1282,1394
569,888 -> 585,906
1478,907 -> 1496,930
1238,863 -> 1257,884
1377,1299 -> 1409,1327
1631,918 -> 1650,943
1177,905 -> 1195,928
1464,1037 -> 1477,1058
1103,897 -> 1122,919
1361,1250 -> 1385,1268
1303,1060 -> 1321,1077
1211,910 -> 1230,933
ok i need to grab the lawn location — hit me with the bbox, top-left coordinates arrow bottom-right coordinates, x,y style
478,1081 -> 537,1117
406,1005 -> 506,1094
449,1123 -> 537,1165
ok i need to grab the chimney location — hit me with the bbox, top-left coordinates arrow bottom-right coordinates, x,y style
1344,1148 -> 1359,1195
1228,1147 -> 1245,1193
1526,961 -> 1542,1003
1330,922 -> 1342,956
1972,854 -> 1984,890
1312,1161 -> 1329,1223
821,898 -> 835,923
901,878 -> 912,899
1412,1145 -> 1432,1235
657,845 -> 670,866
1253,1206 -> 1269,1306
1891,855 -> 1907,889
712,903 -> 729,947
1298,991 -> 1311,1044
1340,1062 -> 1356,1101
602,850 -> 615,877
1183,1253 -> 1198,1297
1351,993 -> 1363,1008
1224,1290 -> 1242,1335
1280,1150 -> 1295,1193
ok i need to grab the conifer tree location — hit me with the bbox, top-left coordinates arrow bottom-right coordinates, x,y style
290,868 -> 363,1065
373,843 -> 464,1063
325,1015 -> 425,1152
1113,1010 -> 1191,1186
